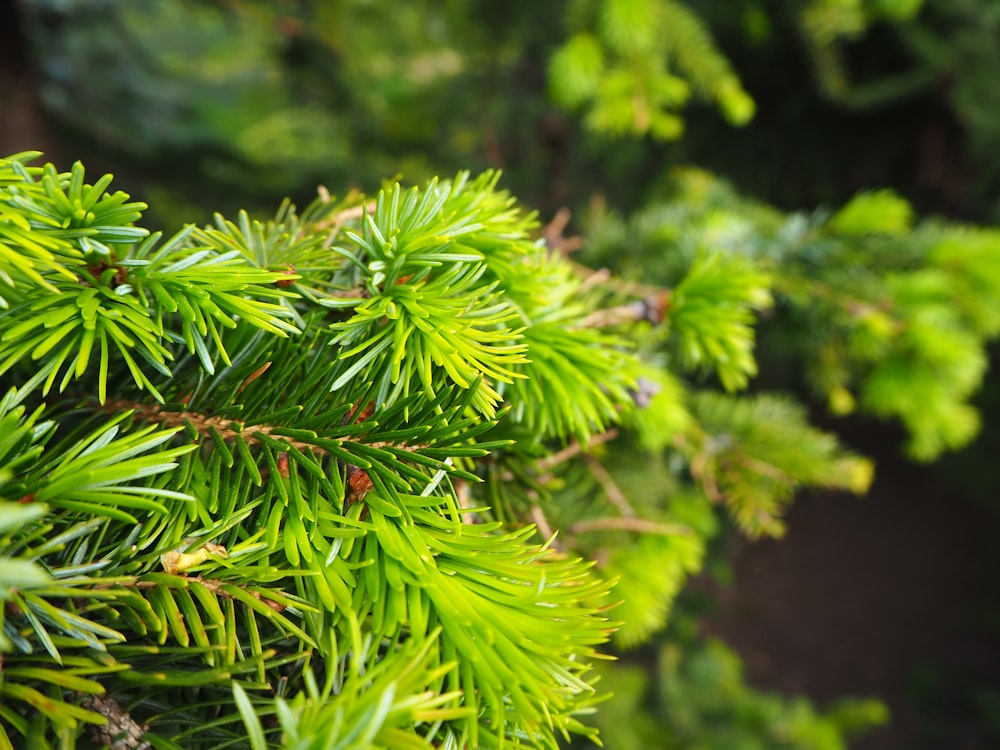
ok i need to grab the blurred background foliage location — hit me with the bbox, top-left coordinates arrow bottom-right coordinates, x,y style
13,0 -> 1000,224
4,0 -> 1000,747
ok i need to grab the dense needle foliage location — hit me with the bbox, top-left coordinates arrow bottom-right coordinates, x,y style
0,148 -> 887,748
6,114 -> 1000,744
5,5 -> 1000,746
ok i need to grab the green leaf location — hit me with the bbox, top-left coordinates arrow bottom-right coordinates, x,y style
233,682 -> 268,750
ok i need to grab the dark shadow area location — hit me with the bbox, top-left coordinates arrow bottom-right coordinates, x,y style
706,420 -> 1000,749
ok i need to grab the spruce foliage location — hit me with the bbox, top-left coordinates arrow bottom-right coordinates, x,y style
0,153 -> 621,748
0,149 -> 991,748
549,0 -> 755,139
583,169 -> 1000,460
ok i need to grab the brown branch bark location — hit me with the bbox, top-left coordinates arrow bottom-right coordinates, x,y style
79,694 -> 151,750
568,516 -> 691,537
105,400 -> 426,457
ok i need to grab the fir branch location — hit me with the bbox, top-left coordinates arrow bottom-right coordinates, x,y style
584,451 -> 635,517
79,694 -> 151,750
534,428 -> 620,473
569,516 -> 691,537
529,502 -> 557,543
106,399 -> 317,454
106,399 -> 438,457
1,152 -> 908,747
540,207 -> 584,254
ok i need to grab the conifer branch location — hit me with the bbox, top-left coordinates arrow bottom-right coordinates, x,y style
103,400 -> 318,453
316,198 -> 377,248
0,154 -> 922,748
79,694 -> 151,750
584,451 -> 635,517
529,502 -> 557,543
569,516 -> 692,537
541,207 -> 584,254
535,428 -> 620,472
95,575 -> 288,612
103,400 -> 431,457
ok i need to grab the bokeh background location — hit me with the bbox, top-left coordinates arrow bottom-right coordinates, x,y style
3,1 -> 1000,747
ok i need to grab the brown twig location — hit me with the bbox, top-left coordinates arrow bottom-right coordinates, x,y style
319,199 -> 377,249
576,267 -> 611,293
730,454 -> 794,483
565,257 -> 667,298
577,304 -> 644,329
541,208 -> 584,254
104,400 -> 426,459
97,575 -> 286,612
568,516 -> 691,537
535,429 -> 619,473
529,503 -> 558,546
105,400 -> 317,454
577,291 -> 671,329
584,453 -> 635,518
79,694 -> 151,750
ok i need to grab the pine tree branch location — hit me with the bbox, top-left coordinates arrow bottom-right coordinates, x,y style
78,694 -> 151,750
577,292 -> 669,328
103,400 -> 430,456
584,452 -> 635,517
535,428 -> 620,472
541,207 -> 584,254
314,197 -> 377,249
566,256 -> 669,298
104,400 -> 315,452
529,502 -> 556,542
725,453 -> 794,484
568,516 -> 692,537
94,574 -> 288,612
